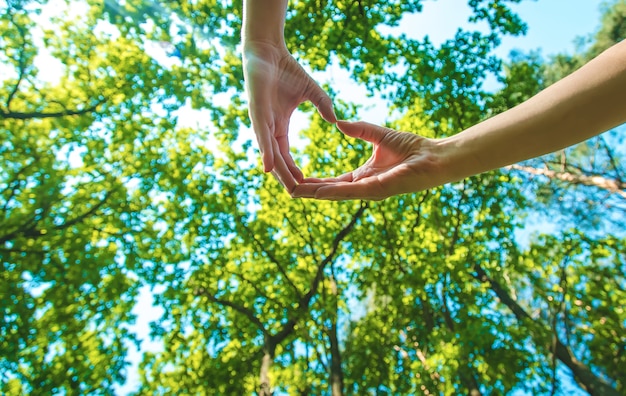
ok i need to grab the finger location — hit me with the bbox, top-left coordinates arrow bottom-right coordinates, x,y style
270,142 -> 298,193
307,82 -> 337,123
315,177 -> 388,201
292,181 -> 370,200
292,175 -> 383,200
249,110 -> 275,173
301,172 -> 354,183
336,120 -> 390,145
291,182 -> 327,198
279,145 -> 304,183
271,166 -> 297,194
276,129 -> 304,183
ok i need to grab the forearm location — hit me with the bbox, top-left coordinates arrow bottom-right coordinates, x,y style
440,40 -> 626,181
242,0 -> 288,48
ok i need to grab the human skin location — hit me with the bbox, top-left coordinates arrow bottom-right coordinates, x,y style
292,40 -> 626,201
242,0 -> 337,192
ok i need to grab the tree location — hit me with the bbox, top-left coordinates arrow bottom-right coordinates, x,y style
2,0 -> 624,395
1,0 -> 223,392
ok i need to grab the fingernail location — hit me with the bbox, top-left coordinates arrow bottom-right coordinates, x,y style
291,190 -> 303,198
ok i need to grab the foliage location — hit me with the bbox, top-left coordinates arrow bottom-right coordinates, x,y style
1,0 -> 624,395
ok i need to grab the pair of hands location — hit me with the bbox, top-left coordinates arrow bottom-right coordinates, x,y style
243,42 -> 444,201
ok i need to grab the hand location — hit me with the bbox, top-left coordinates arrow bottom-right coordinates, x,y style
243,41 -> 337,192
292,121 -> 446,200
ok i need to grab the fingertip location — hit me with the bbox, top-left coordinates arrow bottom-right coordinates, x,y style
313,181 -> 380,201
313,185 -> 334,199
328,106 -> 338,123
263,155 -> 274,173
336,120 -> 387,144
335,120 -> 348,133
336,119 -> 360,130
335,120 -> 361,138
276,138 -> 304,182
289,166 -> 304,183
269,153 -> 300,194
283,154 -> 304,183
314,187 -> 339,201
291,182 -> 324,199
318,97 -> 338,124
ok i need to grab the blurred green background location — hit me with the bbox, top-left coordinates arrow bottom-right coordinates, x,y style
1,0 -> 625,394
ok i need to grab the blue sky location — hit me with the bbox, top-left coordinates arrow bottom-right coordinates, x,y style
404,0 -> 602,55
302,1 -> 604,133
505,0 -> 602,55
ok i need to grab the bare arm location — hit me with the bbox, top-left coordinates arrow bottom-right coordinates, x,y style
242,0 -> 288,48
293,41 -> 626,201
440,39 -> 626,184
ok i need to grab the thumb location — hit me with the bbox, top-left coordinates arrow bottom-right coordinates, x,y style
336,121 -> 390,144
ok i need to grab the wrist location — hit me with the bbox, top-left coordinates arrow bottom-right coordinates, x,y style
242,0 -> 288,49
242,38 -> 289,56
431,134 -> 482,186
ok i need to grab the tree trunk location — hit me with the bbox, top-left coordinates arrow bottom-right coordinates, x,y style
328,275 -> 344,396
552,340 -> 620,396
329,320 -> 344,396
259,345 -> 274,396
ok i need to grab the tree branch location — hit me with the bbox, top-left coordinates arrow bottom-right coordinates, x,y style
600,136 -> 624,183
327,275 -> 344,396
1,159 -> 38,214
0,98 -> 106,120
506,164 -> 626,199
284,206 -> 315,256
4,8 -> 29,111
439,183 -> 468,332
0,197 -> 53,244
272,202 -> 368,346
242,224 -> 303,299
473,262 -> 620,396
223,267 -> 287,310
550,257 -> 570,396
411,190 -> 430,231
397,328 -> 442,385
0,185 -> 115,244
56,188 -> 117,231
194,287 -> 268,336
